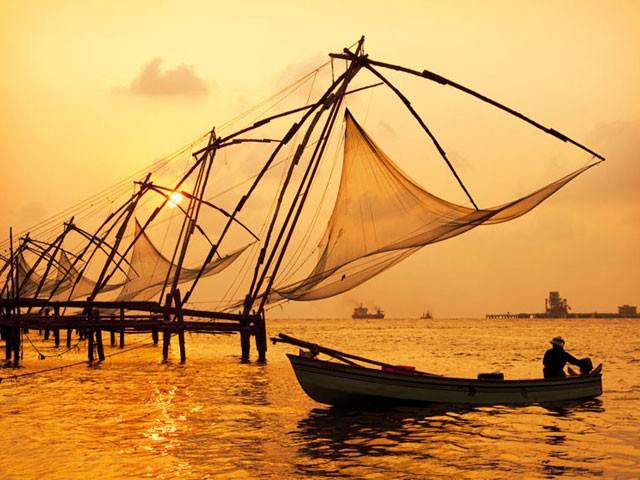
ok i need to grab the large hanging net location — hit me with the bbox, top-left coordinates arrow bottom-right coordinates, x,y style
3,249 -> 121,301
273,110 -> 597,301
115,220 -> 251,302
50,250 -> 106,301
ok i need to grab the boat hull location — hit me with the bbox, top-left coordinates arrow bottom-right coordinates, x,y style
286,354 -> 603,406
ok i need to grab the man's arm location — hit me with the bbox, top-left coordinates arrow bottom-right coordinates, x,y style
565,351 -> 581,365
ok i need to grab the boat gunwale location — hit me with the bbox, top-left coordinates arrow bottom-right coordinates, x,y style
286,353 -> 603,387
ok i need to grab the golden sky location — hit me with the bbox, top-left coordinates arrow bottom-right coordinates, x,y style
1,0 -> 638,317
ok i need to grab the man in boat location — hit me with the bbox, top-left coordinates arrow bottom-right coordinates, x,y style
542,336 -> 585,378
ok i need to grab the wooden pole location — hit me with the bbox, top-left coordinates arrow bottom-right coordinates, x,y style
151,304 -> 158,346
87,307 -> 94,362
95,309 -> 105,361
12,327 -> 20,365
272,333 -> 439,376
240,297 -> 251,362
118,307 -> 125,348
54,306 -> 72,348
162,293 -> 171,361
256,310 -> 267,364
88,329 -> 94,362
4,306 -> 12,361
96,329 -> 105,362
250,64 -> 357,316
172,289 -> 187,364
162,330 -> 170,361
4,327 -> 11,361
87,174 -> 151,302
240,324 -> 250,363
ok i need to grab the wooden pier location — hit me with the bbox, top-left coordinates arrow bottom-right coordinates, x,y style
485,311 -> 640,319
0,295 -> 267,366
486,292 -> 639,319
485,313 -> 533,319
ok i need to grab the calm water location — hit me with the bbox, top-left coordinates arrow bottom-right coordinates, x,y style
1,318 -> 639,479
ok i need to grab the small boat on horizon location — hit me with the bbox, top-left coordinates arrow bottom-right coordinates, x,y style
420,311 -> 432,319
352,303 -> 384,319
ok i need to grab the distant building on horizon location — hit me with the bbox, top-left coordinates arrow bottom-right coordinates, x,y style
545,291 -> 570,318
486,291 -> 638,319
618,304 -> 637,316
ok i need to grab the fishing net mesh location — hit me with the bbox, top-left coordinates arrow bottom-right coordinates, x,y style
273,110 -> 596,301
6,223 -> 249,303
115,221 -> 250,302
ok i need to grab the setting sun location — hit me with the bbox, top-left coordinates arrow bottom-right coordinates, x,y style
168,191 -> 183,207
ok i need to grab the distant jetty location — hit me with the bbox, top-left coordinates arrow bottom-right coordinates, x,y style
486,291 -> 639,319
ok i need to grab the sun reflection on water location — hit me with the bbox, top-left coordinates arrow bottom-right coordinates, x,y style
0,319 -> 638,479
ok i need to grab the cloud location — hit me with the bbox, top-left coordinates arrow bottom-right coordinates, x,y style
118,58 -> 210,98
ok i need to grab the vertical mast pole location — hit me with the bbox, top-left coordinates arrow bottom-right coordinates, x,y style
87,173 -> 152,301
167,129 -> 217,299
28,220 -> 74,305
250,39 -> 365,312
9,227 -> 15,300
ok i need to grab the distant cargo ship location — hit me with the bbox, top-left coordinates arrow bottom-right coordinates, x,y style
352,303 -> 384,319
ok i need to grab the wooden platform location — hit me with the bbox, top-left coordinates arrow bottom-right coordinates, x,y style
0,297 -> 266,366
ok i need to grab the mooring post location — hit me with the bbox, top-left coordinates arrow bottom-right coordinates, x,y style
66,328 -> 72,348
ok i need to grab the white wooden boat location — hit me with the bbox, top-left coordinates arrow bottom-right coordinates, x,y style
274,334 -> 603,406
